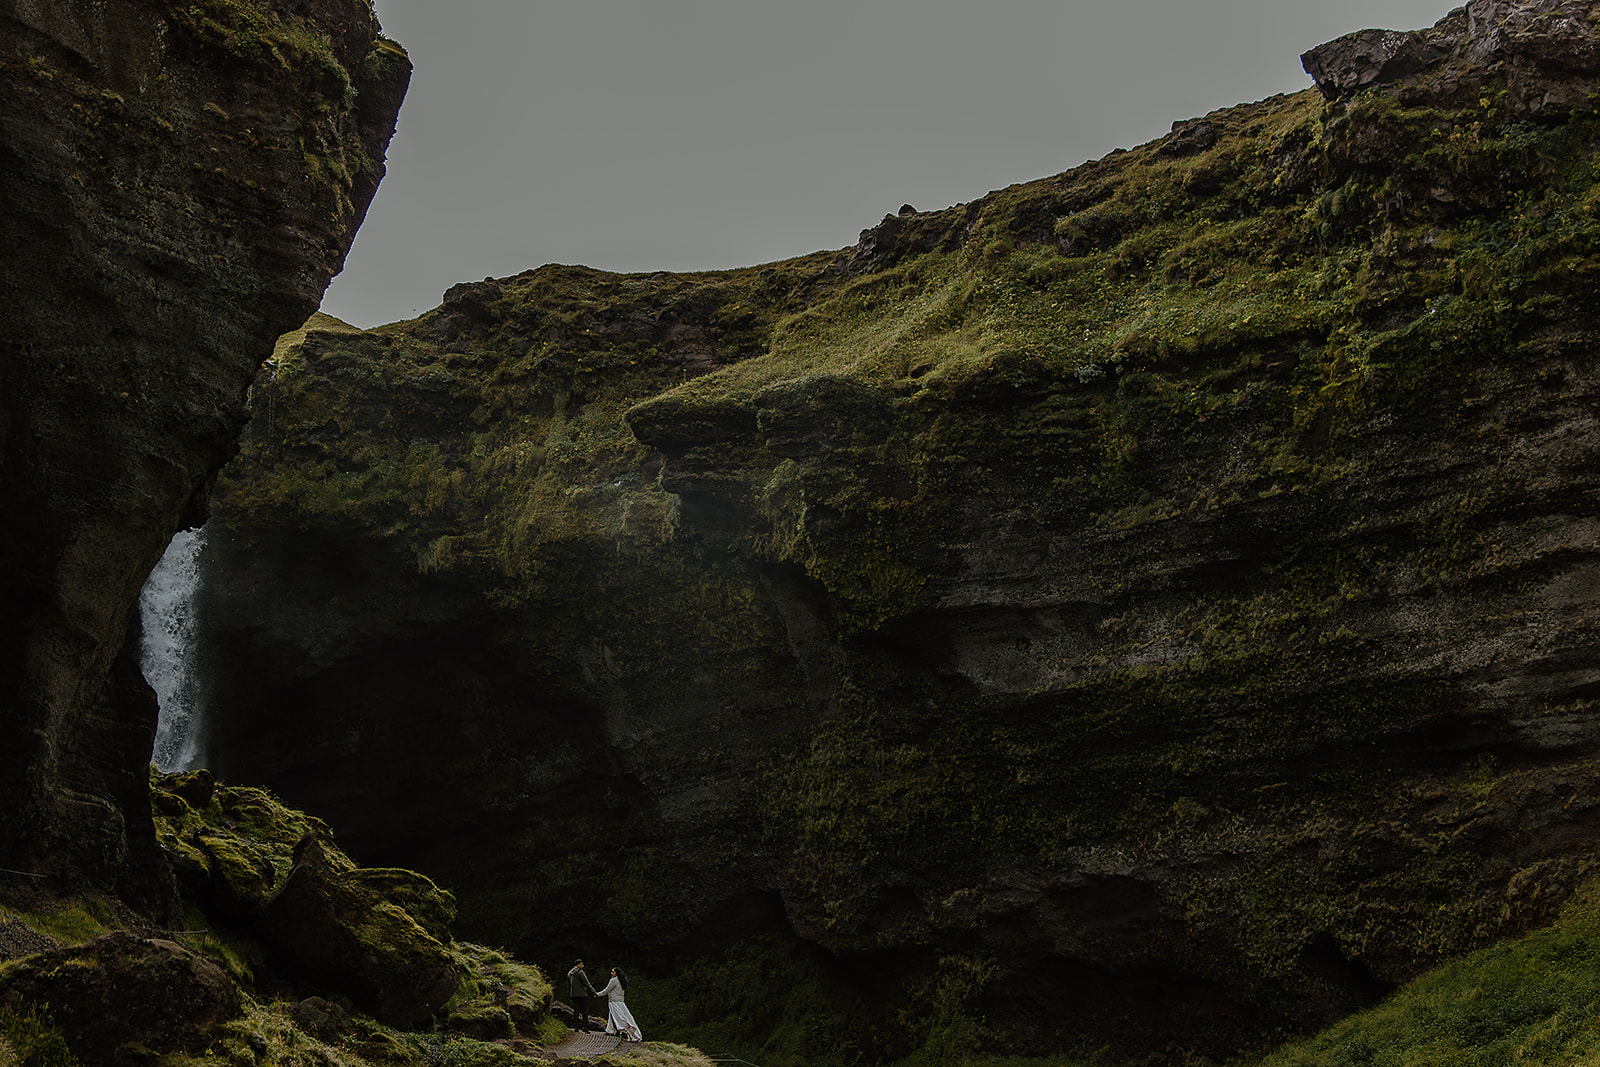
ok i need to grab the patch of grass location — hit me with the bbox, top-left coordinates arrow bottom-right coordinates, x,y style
1255,878 -> 1600,1066
0,1005 -> 79,1067
12,901 -> 116,946
164,0 -> 356,81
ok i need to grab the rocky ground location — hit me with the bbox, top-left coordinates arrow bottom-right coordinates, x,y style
0,921 -> 59,961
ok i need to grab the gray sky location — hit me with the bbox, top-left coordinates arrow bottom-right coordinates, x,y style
321,0 -> 1458,328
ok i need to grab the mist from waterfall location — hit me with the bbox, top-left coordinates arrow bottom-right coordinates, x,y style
139,526 -> 206,772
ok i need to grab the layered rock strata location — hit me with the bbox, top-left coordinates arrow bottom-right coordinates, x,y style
196,0 -> 1600,1060
0,0 -> 407,911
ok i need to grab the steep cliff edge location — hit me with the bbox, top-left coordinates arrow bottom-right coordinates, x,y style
198,1 -> 1600,1061
0,0 -> 408,912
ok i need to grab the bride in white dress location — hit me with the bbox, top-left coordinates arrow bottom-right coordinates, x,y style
597,966 -> 643,1042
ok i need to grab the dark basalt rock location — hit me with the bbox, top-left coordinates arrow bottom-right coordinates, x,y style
848,207 -> 964,275
181,1 -> 1600,1062
1303,0 -> 1600,112
1160,120 -> 1219,157
0,932 -> 242,1065
258,834 -> 461,1029
1302,27 -> 1439,100
0,0 -> 407,912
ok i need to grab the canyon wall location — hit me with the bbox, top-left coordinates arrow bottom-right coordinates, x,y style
194,1 -> 1600,1061
0,0 -> 407,912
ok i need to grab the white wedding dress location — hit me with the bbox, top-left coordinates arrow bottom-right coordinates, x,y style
596,976 -> 642,1042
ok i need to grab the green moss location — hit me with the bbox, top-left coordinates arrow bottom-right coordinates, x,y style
237,89 -> 1598,617
164,0 -> 356,82
890,954 -> 999,1066
137,775 -> 589,1061
175,906 -> 263,986
445,1000 -> 513,1040
201,69 -> 1600,1065
348,868 -> 457,943
444,943 -> 559,1043
12,902 -> 115,946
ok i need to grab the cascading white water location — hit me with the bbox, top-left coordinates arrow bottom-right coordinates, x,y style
139,526 -> 206,772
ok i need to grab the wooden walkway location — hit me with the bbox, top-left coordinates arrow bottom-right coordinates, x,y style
533,1028 -> 624,1061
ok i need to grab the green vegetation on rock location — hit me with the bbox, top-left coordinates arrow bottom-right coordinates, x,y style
0,772 -> 653,1066
196,11 -> 1600,1065
1255,877 -> 1600,1067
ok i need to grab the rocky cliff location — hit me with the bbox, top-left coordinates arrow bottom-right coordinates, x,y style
1,772 -> 590,1065
0,0 -> 407,912
195,1 -> 1600,1061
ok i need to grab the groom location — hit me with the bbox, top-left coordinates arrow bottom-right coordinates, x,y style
567,959 -> 598,1031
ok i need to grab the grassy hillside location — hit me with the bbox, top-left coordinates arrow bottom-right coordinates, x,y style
1256,877 -> 1600,1066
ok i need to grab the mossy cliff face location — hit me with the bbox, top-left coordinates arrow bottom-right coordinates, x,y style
0,0 -> 408,911
203,2 -> 1600,1060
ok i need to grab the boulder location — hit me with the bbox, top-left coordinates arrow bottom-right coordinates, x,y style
258,834 -> 460,1029
0,932 -> 240,1065
290,996 -> 354,1044
1301,28 -> 1432,99
347,868 -> 459,944
1302,0 -> 1600,113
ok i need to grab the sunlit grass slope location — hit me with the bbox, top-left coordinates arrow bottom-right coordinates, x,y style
1254,878 -> 1600,1067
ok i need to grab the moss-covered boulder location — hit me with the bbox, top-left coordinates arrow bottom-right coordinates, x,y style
0,932 -> 241,1065
447,942 -> 559,1042
348,868 -> 458,944
153,771 -> 348,920
0,776 -> 609,1065
258,833 -> 459,1029
147,772 -> 467,1031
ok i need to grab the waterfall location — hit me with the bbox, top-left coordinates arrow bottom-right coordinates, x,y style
139,526 -> 206,772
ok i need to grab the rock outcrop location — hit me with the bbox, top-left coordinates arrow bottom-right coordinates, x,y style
0,0 -> 408,912
1302,0 -> 1600,113
149,769 -> 463,1029
0,932 -> 243,1064
258,834 -> 461,1029
188,1 -> 1600,1061
1,775 -> 572,1064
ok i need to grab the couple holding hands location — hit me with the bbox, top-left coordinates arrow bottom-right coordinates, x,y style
567,958 -> 643,1042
